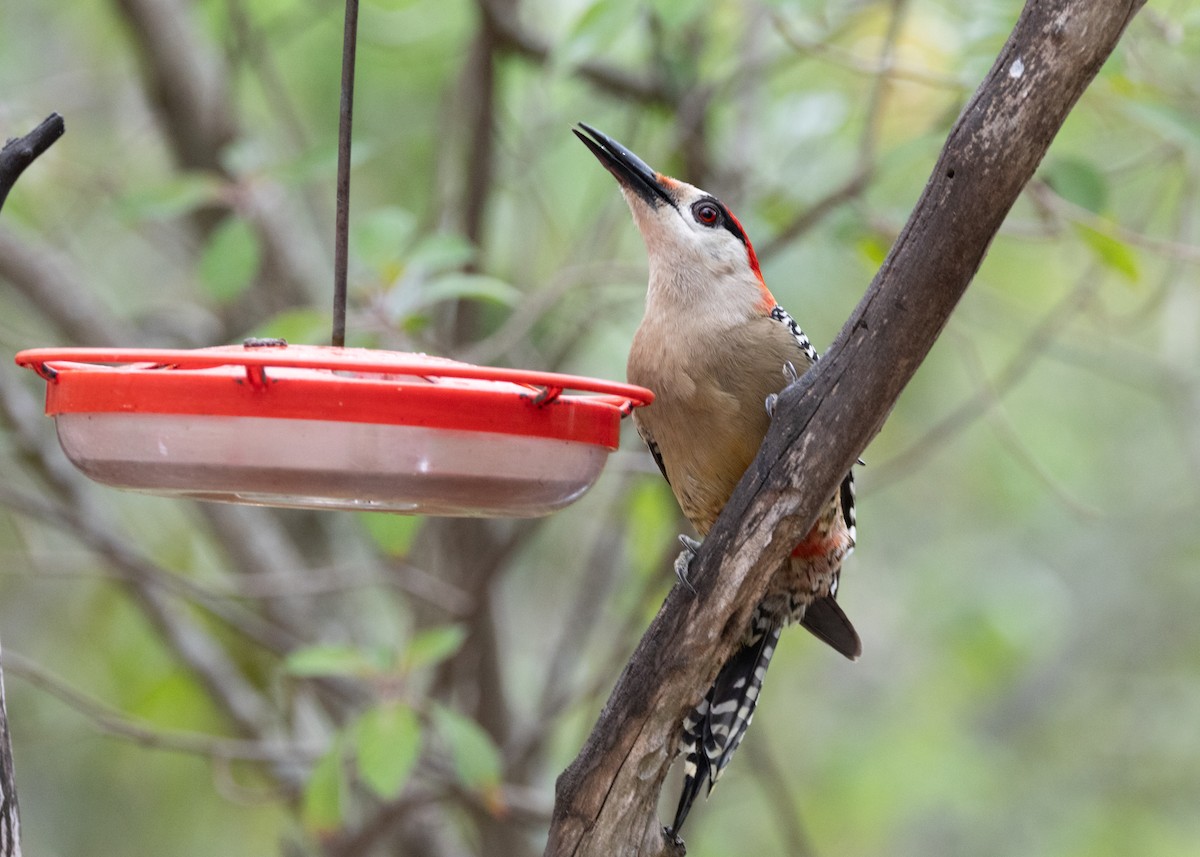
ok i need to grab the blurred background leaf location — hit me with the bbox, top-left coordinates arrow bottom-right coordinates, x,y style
1,0 -> 1198,856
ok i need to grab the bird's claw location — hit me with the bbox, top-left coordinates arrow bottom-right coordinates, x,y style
674,535 -> 702,593
766,362 -> 801,417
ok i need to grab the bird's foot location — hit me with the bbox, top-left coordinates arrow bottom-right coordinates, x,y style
766,362 -> 801,417
674,535 -> 702,593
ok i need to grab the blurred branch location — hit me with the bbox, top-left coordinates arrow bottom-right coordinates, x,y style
0,228 -> 138,347
446,0 -> 508,348
477,0 -> 673,105
0,374 -> 278,736
1028,180 -> 1200,264
0,113 -> 65,213
870,156 -> 1194,495
868,269 -> 1101,491
5,650 -> 316,763
760,0 -> 911,260
0,639 -> 21,857
771,10 -> 968,91
113,0 -> 237,172
545,1 -> 1145,854
743,740 -> 817,857
111,0 -> 318,321
954,327 -> 1105,518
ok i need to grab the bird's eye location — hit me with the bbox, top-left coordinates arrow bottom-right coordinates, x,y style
692,201 -> 720,226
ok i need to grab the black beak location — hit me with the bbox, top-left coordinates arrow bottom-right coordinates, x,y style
574,123 -> 676,210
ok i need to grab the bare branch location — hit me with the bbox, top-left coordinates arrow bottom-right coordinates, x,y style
0,228 -> 139,347
477,0 -> 673,105
4,650 -> 315,763
112,0 -> 236,173
772,11 -> 968,91
760,0 -> 910,260
0,639 -> 22,857
0,113 -> 65,214
546,1 -> 1146,854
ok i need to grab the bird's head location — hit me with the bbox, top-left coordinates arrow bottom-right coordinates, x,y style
574,123 -> 775,318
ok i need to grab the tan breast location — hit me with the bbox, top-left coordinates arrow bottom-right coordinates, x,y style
629,313 -> 814,534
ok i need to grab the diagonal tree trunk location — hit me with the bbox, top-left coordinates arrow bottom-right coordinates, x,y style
545,0 -> 1147,854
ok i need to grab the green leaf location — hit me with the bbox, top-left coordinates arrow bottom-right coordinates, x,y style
119,174 -> 224,221
269,141 -> 378,186
285,644 -> 381,677
625,480 -> 677,580
403,625 -> 467,671
1043,157 -> 1109,214
355,702 -> 422,799
247,307 -> 332,345
646,0 -> 707,30
418,273 -> 521,307
406,232 -> 476,272
199,216 -> 261,302
353,206 -> 418,275
856,234 -> 891,268
1074,222 -> 1139,283
387,272 -> 521,323
559,0 -> 629,68
431,704 -> 502,793
302,740 -> 345,834
361,511 -> 423,557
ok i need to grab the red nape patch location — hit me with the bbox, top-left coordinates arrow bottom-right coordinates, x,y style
724,207 -> 774,307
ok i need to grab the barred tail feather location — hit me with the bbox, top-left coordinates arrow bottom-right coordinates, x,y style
669,623 -> 783,835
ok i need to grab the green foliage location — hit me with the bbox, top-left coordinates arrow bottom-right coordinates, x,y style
354,702 -> 423,799
430,704 -> 503,801
1074,221 -> 1141,283
1043,157 -> 1109,214
2,0 -> 1199,856
402,625 -> 467,671
199,216 -> 263,302
360,512 -> 423,556
302,738 -> 347,834
119,174 -> 225,222
285,643 -> 390,678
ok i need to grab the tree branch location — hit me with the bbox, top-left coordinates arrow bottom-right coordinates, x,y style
0,113 -> 65,214
0,111 -> 65,857
0,639 -> 21,857
545,0 -> 1146,854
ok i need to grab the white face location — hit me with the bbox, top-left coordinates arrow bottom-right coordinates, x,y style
622,178 -> 772,319
573,124 -> 773,320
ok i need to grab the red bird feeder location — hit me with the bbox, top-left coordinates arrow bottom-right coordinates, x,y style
14,343 -> 652,517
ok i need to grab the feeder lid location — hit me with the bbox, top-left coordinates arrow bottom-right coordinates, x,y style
14,343 -> 653,517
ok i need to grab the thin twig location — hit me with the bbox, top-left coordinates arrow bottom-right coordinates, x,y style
744,740 -> 819,857
477,0 -> 673,105
760,0 -> 913,260
771,10 -> 968,91
866,270 -> 1103,492
4,650 -> 316,763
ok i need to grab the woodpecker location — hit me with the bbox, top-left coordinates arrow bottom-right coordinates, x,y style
575,123 -> 861,836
